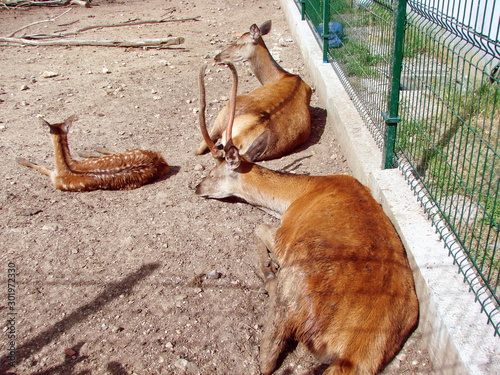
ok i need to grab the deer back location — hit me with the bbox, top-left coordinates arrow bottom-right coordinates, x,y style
218,74 -> 312,161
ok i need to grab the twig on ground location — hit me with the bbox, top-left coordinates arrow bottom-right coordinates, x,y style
160,7 -> 176,18
61,16 -> 200,36
57,20 -> 80,27
9,8 -> 72,37
14,16 -> 199,39
3,11 -> 197,48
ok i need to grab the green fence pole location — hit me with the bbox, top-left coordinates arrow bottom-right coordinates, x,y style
382,0 -> 407,169
301,0 -> 306,20
322,0 -> 330,63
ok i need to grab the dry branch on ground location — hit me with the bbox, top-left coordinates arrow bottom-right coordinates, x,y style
0,36 -> 185,47
2,13 -> 198,48
1,0 -> 90,7
13,17 -> 200,39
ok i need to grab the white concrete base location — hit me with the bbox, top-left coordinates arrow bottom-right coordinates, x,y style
279,0 -> 500,374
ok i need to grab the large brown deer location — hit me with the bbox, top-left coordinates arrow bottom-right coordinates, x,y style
196,63 -> 419,375
16,116 -> 170,191
196,20 -> 312,161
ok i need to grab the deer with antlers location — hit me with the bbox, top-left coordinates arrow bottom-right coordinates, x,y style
196,63 -> 419,374
196,20 -> 312,161
16,116 -> 170,192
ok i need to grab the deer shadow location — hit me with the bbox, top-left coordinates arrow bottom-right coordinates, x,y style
291,106 -> 328,155
271,106 -> 326,173
156,164 -> 181,183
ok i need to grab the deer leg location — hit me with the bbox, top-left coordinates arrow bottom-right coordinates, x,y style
196,136 -> 218,155
259,277 -> 292,375
256,224 -> 293,374
77,150 -> 102,158
321,360 -> 357,375
77,146 -> 116,158
255,224 -> 279,281
196,128 -> 223,155
196,107 -> 229,155
93,146 -> 115,155
16,157 -> 52,176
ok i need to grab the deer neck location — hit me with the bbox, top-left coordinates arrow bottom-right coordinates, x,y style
51,131 -> 75,172
236,163 -> 315,218
250,41 -> 288,85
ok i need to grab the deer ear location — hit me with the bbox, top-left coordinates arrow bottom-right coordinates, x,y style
249,24 -> 261,41
40,118 -> 51,128
63,115 -> 76,132
245,129 -> 270,162
259,20 -> 272,36
225,145 -> 242,170
65,114 -> 77,124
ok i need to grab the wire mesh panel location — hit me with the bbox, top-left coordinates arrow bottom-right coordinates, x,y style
399,0 -> 500,334
303,0 -> 395,148
296,0 -> 500,335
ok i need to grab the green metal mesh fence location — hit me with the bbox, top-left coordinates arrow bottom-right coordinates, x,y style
297,0 -> 500,336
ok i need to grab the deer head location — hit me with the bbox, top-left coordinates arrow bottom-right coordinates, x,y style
215,20 -> 272,64
195,63 -> 294,218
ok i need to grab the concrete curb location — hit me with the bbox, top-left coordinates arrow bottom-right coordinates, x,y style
279,1 -> 500,374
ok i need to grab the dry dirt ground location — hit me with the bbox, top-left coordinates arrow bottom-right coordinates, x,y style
0,0 -> 433,374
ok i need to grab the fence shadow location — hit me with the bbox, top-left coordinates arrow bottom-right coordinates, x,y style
29,342 -> 90,375
0,263 -> 161,374
107,361 -> 130,375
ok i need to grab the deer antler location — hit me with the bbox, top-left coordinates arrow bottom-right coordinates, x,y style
199,64 -> 223,159
224,62 -> 238,152
198,63 -> 239,158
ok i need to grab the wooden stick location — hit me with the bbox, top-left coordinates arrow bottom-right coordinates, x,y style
9,16 -> 200,40
50,16 -> 200,38
0,36 -> 185,47
74,16 -> 200,32
1,0 -> 89,7
69,0 -> 89,7
9,8 -> 72,37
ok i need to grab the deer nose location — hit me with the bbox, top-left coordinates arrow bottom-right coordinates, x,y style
214,52 -> 224,63
194,182 -> 205,196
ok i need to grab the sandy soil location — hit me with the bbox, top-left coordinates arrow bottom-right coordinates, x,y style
0,0 -> 433,374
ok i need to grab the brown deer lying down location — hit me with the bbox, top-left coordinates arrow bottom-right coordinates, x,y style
196,20 -> 312,162
196,63 -> 419,375
16,116 -> 170,191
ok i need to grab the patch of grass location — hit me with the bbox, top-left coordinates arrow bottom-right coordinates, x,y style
330,38 -> 384,77
404,25 -> 433,57
329,0 -> 353,15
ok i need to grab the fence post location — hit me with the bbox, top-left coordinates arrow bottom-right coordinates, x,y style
382,0 -> 407,169
301,0 -> 306,20
321,0 -> 330,63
